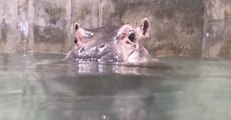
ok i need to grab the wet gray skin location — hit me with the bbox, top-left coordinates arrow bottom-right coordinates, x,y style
73,24 -> 119,47
66,18 -> 151,63
68,26 -> 122,62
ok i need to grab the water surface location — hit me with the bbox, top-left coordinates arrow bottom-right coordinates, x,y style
0,53 -> 231,120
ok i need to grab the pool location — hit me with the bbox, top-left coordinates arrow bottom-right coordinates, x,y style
0,53 -> 231,120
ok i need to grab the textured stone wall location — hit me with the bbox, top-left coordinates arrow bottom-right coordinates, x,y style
0,0 -> 72,53
202,0 -> 231,58
0,0 -> 231,58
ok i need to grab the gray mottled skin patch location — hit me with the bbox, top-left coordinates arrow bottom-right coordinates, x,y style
74,25 -> 119,48
66,25 -> 127,62
66,43 -> 123,62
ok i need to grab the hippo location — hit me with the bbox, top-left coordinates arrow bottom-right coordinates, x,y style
66,18 -> 151,63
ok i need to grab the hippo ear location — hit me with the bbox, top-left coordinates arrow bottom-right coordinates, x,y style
73,37 -> 77,44
138,18 -> 151,38
74,23 -> 79,31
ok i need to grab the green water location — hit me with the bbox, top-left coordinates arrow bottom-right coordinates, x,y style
0,53 -> 231,120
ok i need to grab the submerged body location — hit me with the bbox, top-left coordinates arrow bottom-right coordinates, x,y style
66,18 -> 151,63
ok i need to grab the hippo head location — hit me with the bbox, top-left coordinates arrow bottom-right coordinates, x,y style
67,18 -> 151,63
74,23 -> 94,47
113,18 -> 151,63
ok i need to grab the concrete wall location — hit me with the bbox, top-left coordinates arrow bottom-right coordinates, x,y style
0,0 -> 231,58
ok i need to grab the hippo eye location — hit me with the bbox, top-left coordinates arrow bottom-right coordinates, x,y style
128,33 -> 136,43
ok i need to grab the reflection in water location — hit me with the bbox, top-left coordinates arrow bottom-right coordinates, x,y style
0,53 -> 231,120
